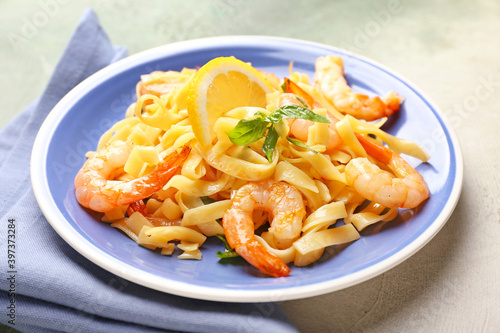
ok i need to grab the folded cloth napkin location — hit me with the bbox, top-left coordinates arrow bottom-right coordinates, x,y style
0,8 -> 298,333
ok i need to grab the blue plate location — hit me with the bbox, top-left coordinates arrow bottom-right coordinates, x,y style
31,36 -> 463,302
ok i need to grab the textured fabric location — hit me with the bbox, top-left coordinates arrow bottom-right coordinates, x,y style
0,8 -> 298,333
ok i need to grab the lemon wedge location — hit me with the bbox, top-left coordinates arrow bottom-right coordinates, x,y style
187,57 -> 273,147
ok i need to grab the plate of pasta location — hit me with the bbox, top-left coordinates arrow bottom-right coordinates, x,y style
31,36 -> 463,302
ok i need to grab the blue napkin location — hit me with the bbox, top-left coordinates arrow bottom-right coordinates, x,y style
0,8 -> 298,333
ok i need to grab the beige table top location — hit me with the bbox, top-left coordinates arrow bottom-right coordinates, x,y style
1,1 -> 499,332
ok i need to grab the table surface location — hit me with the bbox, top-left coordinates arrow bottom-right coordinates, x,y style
1,1 -> 499,332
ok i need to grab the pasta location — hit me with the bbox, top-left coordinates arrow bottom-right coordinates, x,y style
74,55 -> 430,277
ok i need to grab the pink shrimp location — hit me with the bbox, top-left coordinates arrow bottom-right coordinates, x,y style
280,78 -> 342,150
222,180 -> 306,277
136,71 -> 186,98
314,55 -> 403,121
74,140 -> 190,213
127,200 -> 182,227
345,134 -> 429,208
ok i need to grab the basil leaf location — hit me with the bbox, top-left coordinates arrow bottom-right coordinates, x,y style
226,116 -> 268,145
262,125 -> 279,162
215,234 -> 240,259
216,250 -> 241,259
216,234 -> 233,251
287,137 -> 320,154
281,79 -> 289,93
200,196 -> 217,205
266,105 -> 330,124
226,105 -> 329,163
295,96 -> 309,108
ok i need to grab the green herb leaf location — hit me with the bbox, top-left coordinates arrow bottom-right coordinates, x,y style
216,250 -> 241,259
266,105 -> 330,124
281,80 -> 288,93
262,125 -> 279,162
226,116 -> 268,146
215,234 -> 240,259
226,105 -> 329,163
215,234 -> 232,251
200,196 -> 217,205
295,96 -> 309,108
287,137 -> 320,154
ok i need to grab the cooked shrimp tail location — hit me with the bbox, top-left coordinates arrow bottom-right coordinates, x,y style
345,134 -> 429,209
74,141 -> 190,213
315,55 -> 404,121
127,200 -> 148,216
127,199 -> 182,227
236,240 -> 291,277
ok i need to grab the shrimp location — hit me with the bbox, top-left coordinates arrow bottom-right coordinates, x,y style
74,140 -> 190,213
136,71 -> 186,98
345,134 -> 429,209
222,180 -> 306,277
280,79 -> 342,150
314,55 -> 403,121
127,200 -> 182,227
